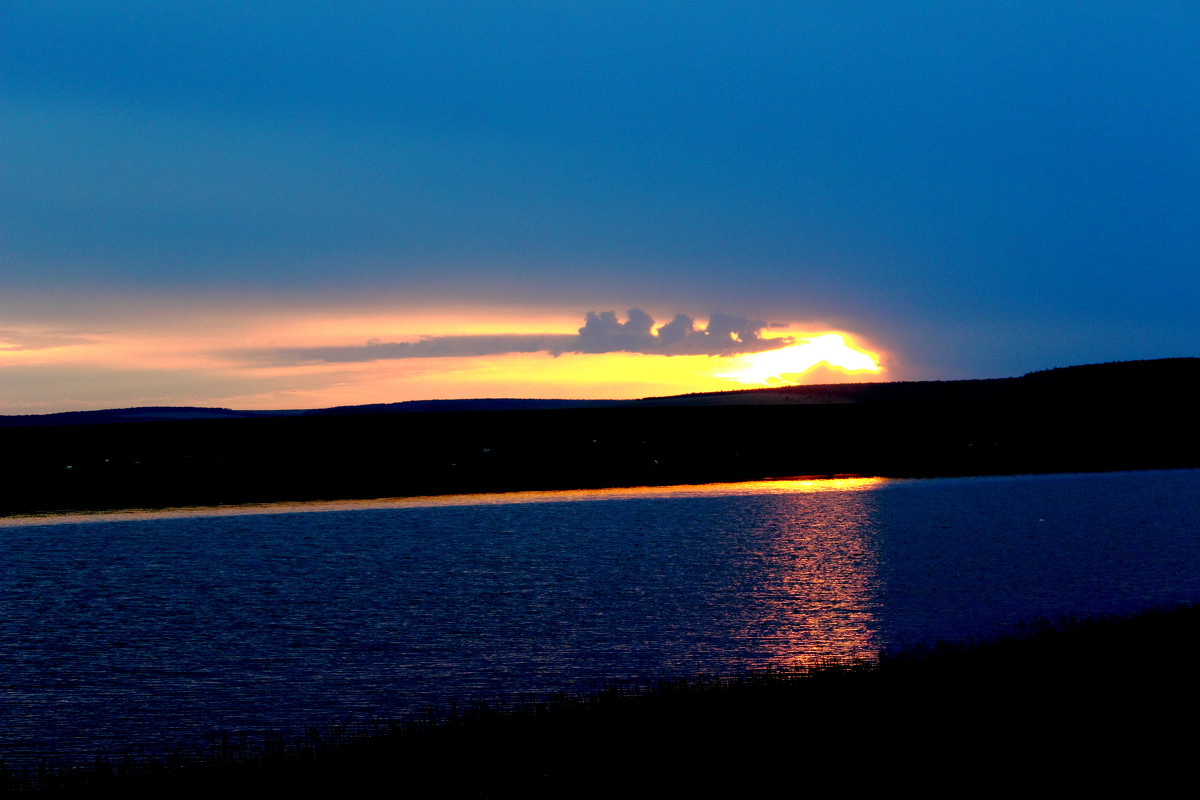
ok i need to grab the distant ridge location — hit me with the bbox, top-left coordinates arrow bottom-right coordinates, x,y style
306,398 -> 628,416
0,406 -> 296,428
0,399 -> 626,427
2,357 -> 1196,427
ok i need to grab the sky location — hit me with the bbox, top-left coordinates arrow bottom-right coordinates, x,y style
3,2 -> 1198,414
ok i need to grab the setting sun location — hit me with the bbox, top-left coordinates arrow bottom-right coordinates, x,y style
717,333 -> 882,386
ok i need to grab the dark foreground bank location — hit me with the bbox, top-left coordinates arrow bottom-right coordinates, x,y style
8,604 -> 1198,797
3,358 -> 1199,516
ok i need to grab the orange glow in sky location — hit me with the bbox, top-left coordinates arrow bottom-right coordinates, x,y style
0,304 -> 888,414
717,333 -> 883,386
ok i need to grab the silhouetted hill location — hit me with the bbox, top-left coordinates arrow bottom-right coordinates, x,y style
0,400 -> 627,427
2,358 -> 1196,515
6,357 -> 1195,428
0,406 -> 294,427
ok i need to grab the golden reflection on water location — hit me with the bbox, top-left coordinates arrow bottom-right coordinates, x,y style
0,476 -> 891,671
0,476 -> 890,527
0,477 -> 891,667
733,488 -> 884,667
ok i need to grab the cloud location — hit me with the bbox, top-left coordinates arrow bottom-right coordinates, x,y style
245,310 -> 793,366
0,329 -> 98,351
566,310 -> 787,356
267,334 -> 577,365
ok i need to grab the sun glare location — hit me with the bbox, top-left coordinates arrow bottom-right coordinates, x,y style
717,333 -> 882,387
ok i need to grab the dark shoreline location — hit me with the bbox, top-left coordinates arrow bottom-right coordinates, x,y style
4,358 -> 1199,517
9,603 -> 1197,796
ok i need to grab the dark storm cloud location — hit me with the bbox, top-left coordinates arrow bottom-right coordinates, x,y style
246,311 -> 792,366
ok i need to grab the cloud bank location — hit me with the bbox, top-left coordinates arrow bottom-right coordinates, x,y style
252,310 -> 792,366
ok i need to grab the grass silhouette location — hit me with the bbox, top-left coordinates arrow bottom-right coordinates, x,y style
6,604 -> 1198,796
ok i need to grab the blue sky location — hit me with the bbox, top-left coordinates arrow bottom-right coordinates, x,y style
3,2 -> 1198,412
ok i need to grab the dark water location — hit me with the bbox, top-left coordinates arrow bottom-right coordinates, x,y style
1,470 -> 1198,765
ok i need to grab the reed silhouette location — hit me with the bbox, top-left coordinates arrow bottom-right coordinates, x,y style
6,604 -> 1196,796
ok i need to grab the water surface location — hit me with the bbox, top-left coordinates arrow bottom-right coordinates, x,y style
1,470 -> 1197,765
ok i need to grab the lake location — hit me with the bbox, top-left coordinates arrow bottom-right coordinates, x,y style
1,469 -> 1198,767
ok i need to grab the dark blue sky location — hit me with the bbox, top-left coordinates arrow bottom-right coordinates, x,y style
3,3 -> 1198,411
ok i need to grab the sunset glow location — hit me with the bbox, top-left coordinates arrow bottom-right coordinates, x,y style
0,307 -> 892,417
0,306 -> 889,414
717,333 -> 883,387
5,4 -> 1196,415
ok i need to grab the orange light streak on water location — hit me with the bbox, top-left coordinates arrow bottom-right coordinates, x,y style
733,489 -> 885,667
0,476 -> 891,668
0,477 -> 891,527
